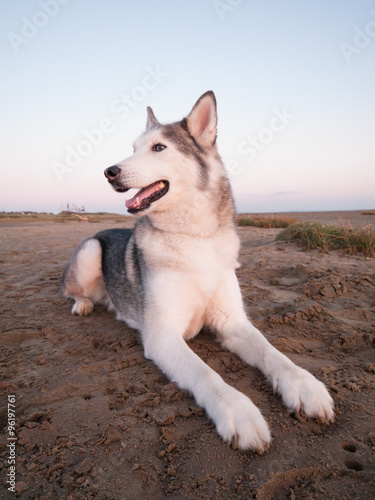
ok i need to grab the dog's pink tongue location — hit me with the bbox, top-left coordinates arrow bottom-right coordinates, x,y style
125,192 -> 141,209
125,182 -> 164,209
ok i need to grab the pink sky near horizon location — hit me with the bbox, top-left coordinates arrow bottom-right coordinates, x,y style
1,0 -> 374,214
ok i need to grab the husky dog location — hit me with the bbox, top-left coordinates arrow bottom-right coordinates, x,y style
63,91 -> 334,452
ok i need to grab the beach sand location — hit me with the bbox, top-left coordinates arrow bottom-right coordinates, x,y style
1,211 -> 374,498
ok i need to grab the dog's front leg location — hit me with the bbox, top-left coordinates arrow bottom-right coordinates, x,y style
209,272 -> 334,423
141,327 -> 271,452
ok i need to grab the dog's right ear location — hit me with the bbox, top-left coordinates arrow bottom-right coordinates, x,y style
146,107 -> 160,130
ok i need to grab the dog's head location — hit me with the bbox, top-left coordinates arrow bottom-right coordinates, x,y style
104,91 -> 218,215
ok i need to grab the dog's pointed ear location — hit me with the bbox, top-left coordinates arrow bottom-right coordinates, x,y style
186,91 -> 217,149
146,106 -> 159,130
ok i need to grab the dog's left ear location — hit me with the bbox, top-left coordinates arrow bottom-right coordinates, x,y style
146,106 -> 160,130
186,91 -> 217,149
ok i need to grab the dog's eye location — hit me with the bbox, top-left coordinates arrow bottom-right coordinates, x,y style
152,144 -> 166,152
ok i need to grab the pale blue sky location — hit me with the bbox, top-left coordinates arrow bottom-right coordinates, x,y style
1,0 -> 374,214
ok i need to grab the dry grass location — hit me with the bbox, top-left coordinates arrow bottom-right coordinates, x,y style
277,222 -> 375,258
236,214 -> 297,229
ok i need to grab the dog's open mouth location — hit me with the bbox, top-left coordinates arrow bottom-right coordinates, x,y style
125,180 -> 169,213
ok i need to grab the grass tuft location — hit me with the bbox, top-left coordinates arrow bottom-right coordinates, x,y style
236,215 -> 297,229
277,222 -> 375,258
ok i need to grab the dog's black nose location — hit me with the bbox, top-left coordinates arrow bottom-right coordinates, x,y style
104,165 -> 120,182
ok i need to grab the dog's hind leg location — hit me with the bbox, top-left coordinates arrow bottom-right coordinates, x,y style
62,238 -> 108,316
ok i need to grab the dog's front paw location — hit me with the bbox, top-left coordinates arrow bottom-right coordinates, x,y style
274,367 -> 334,423
71,297 -> 94,316
215,391 -> 271,453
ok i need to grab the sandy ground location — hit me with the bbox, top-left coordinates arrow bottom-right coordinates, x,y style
0,211 -> 374,499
